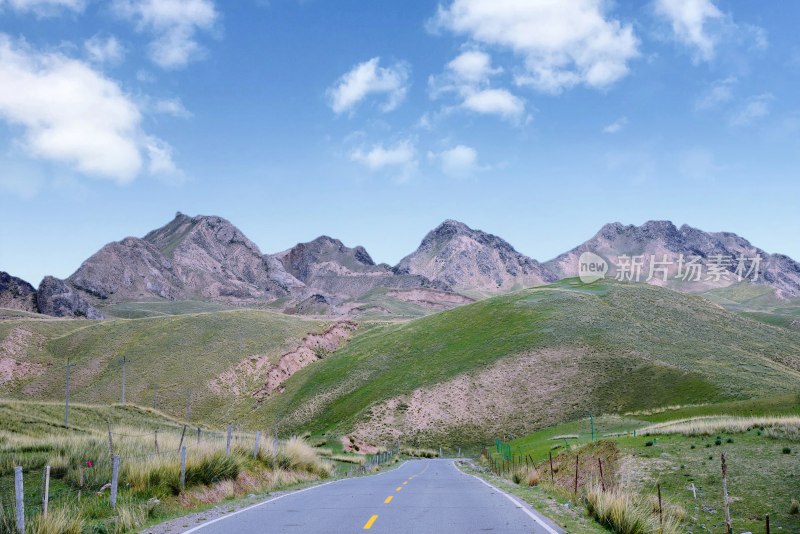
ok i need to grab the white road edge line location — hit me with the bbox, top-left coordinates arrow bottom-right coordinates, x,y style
180,460 -> 411,534
454,461 -> 562,534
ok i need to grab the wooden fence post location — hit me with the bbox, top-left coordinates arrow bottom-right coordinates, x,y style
177,425 -> 187,453
226,424 -> 233,456
110,455 -> 120,509
42,465 -> 50,517
107,425 -> 114,457
721,453 -> 732,534
273,431 -> 278,465
154,429 -> 160,455
197,426 -> 201,445
254,431 -> 261,458
574,453 -> 580,495
180,447 -> 187,491
657,483 -> 663,531
549,450 -> 554,484
598,458 -> 605,491
14,466 -> 24,534
766,513 -> 770,534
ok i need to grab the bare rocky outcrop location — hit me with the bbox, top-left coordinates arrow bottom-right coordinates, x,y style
544,221 -> 800,297
210,321 -> 358,398
384,289 -> 474,309
0,272 -> 37,312
395,220 -> 555,295
36,277 -> 104,319
252,321 -> 357,398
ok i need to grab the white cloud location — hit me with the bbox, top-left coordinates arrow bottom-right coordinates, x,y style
327,57 -> 409,115
433,0 -> 638,93
154,97 -> 192,118
603,116 -> 628,134
695,77 -> 736,110
436,145 -> 479,177
654,0 -> 723,62
350,140 -> 417,180
446,50 -> 501,84
729,93 -> 772,127
113,0 -> 218,69
462,89 -> 524,121
144,136 -> 179,175
430,50 -> 525,123
0,34 -> 177,183
0,0 -> 85,15
84,35 -> 125,64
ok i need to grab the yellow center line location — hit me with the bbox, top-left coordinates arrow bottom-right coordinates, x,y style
384,495 -> 393,504
396,486 -> 403,491
363,514 -> 378,530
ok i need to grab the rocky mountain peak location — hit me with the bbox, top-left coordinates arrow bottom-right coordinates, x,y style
0,272 -> 37,313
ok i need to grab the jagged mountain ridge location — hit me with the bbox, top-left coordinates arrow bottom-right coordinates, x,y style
395,220 -> 556,295
544,220 -> 800,297
4,216 -> 800,319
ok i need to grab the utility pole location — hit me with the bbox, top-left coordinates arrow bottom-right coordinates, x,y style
64,358 -> 74,428
120,356 -> 127,404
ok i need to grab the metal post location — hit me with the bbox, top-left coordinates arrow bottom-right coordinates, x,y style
226,424 -> 233,456
110,455 -> 120,509
42,465 -> 50,517
657,483 -> 663,530
14,466 -> 24,534
590,414 -> 595,441
180,447 -> 187,491
254,431 -> 261,458
574,453 -> 580,495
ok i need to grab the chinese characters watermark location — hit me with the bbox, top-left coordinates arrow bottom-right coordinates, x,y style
578,251 -> 762,284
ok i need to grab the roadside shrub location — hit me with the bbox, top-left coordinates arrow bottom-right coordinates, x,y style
184,452 -> 241,488
726,438 -> 734,444
783,447 -> 792,454
512,470 -> 523,484
527,468 -> 541,487
586,486 -> 683,534
644,441 -> 654,447
790,498 -> 799,515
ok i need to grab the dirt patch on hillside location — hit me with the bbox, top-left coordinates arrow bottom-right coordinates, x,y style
0,328 -> 47,385
209,322 -> 357,397
351,348 -> 594,444
385,289 -> 473,309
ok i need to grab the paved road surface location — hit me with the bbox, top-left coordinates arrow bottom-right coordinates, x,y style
182,459 -> 563,534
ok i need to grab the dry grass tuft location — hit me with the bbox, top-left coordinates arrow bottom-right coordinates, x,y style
586,486 -> 684,534
640,416 -> 800,437
28,508 -> 85,534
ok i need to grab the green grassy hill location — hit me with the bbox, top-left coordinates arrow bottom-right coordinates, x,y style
0,309 -> 329,424
256,279 -> 800,445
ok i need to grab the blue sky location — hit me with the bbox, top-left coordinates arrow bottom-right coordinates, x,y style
0,0 -> 798,285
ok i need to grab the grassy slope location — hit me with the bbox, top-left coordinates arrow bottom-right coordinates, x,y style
260,279 -> 800,442
0,309 -> 329,424
495,396 -> 800,534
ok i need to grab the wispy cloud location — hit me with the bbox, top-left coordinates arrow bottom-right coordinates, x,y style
431,145 -> 481,177
327,57 -> 410,115
350,139 -> 417,180
603,117 -> 628,134
84,35 -> 125,64
695,77 -> 736,110
0,0 -> 85,16
113,0 -> 218,69
729,93 -> 772,127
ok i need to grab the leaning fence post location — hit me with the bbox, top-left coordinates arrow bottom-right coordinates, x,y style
14,466 -> 24,534
598,458 -> 605,492
180,447 -> 187,491
42,465 -> 51,517
110,455 -> 120,509
574,453 -> 580,495
549,450 -> 554,484
226,424 -> 232,456
254,431 -> 261,458
177,425 -> 187,453
721,453 -> 732,534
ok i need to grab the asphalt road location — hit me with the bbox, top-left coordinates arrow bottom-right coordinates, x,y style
182,459 -> 563,534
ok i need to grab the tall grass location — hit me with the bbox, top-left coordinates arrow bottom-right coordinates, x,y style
585,486 -> 684,534
640,416 -> 800,437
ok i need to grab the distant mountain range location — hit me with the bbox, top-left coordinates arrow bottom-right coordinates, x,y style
3,213 -> 799,318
